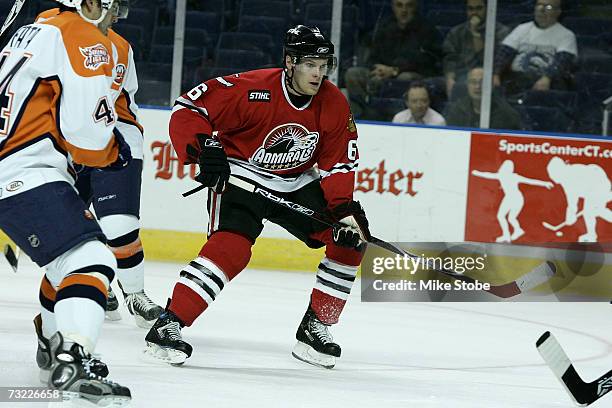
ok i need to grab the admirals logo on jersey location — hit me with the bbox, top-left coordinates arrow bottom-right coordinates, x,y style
113,63 -> 126,87
79,43 -> 110,70
250,123 -> 319,171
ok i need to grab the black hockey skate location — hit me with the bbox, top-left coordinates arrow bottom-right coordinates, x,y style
47,332 -> 130,406
292,304 -> 341,369
144,306 -> 192,365
123,288 -> 163,329
105,287 -> 122,321
34,314 -> 109,384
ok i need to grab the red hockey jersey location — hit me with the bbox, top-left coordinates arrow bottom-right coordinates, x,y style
169,68 -> 359,208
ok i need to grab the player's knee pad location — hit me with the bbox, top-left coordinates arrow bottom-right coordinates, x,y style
199,231 -> 252,280
101,215 -> 144,269
45,240 -> 116,310
98,214 -> 140,240
99,215 -> 144,269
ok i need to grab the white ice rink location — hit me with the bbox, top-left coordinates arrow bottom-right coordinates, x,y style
1,259 -> 611,408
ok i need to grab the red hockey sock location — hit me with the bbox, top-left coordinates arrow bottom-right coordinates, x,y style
310,289 -> 348,325
309,235 -> 364,325
168,231 -> 252,326
169,283 -> 208,327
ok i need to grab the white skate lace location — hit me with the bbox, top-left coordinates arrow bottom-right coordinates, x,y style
310,319 -> 333,344
127,291 -> 157,313
162,321 -> 182,341
81,356 -> 118,386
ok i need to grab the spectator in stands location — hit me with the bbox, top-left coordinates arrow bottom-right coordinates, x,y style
392,81 -> 446,125
493,0 -> 577,95
443,0 -> 510,98
344,0 -> 442,118
446,67 -> 522,130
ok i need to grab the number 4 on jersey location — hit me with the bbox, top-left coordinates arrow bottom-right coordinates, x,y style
0,52 -> 30,135
93,96 -> 115,126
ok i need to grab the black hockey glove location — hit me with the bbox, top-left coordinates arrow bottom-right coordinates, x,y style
329,201 -> 371,250
186,133 -> 230,194
107,129 -> 132,170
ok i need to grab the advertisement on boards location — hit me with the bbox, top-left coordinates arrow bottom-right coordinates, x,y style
465,132 -> 612,243
349,123 -> 470,242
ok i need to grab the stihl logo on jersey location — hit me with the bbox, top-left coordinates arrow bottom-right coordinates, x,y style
248,90 -> 271,102
113,63 -> 126,86
79,44 -> 110,70
250,123 -> 319,171
597,376 -> 612,396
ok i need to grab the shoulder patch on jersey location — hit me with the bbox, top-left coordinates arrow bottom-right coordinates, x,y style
347,113 -> 356,133
250,123 -> 319,171
113,63 -> 126,86
248,89 -> 271,102
79,43 -> 110,70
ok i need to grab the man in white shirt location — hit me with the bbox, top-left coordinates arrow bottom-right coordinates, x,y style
392,81 -> 446,125
493,0 -> 577,94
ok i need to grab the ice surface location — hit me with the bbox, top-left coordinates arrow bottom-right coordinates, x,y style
1,258 -> 611,407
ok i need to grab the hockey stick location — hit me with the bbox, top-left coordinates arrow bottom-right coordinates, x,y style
183,177 -> 556,298
542,210 -> 583,232
3,243 -> 19,272
537,331 -> 612,406
0,0 -> 27,48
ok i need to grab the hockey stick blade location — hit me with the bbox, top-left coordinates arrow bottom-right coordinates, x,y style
537,331 -> 612,406
485,260 -> 556,298
3,244 -> 18,272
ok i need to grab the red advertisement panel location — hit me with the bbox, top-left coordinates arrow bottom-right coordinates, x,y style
466,133 -> 612,243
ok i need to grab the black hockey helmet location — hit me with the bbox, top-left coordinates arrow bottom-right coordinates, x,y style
283,25 -> 337,75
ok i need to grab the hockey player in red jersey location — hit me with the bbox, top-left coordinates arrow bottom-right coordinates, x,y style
145,25 -> 370,369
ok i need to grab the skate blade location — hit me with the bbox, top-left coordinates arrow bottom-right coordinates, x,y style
105,310 -> 122,321
143,342 -> 188,366
48,391 -> 131,407
291,341 -> 336,369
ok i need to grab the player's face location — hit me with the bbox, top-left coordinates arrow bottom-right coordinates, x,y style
289,58 -> 328,95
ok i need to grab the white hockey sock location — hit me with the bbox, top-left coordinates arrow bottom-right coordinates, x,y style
40,308 -> 56,339
54,298 -> 104,353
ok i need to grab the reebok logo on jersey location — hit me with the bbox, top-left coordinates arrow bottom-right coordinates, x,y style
97,194 -> 117,202
250,123 -> 319,171
248,90 -> 271,102
79,43 -> 110,70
